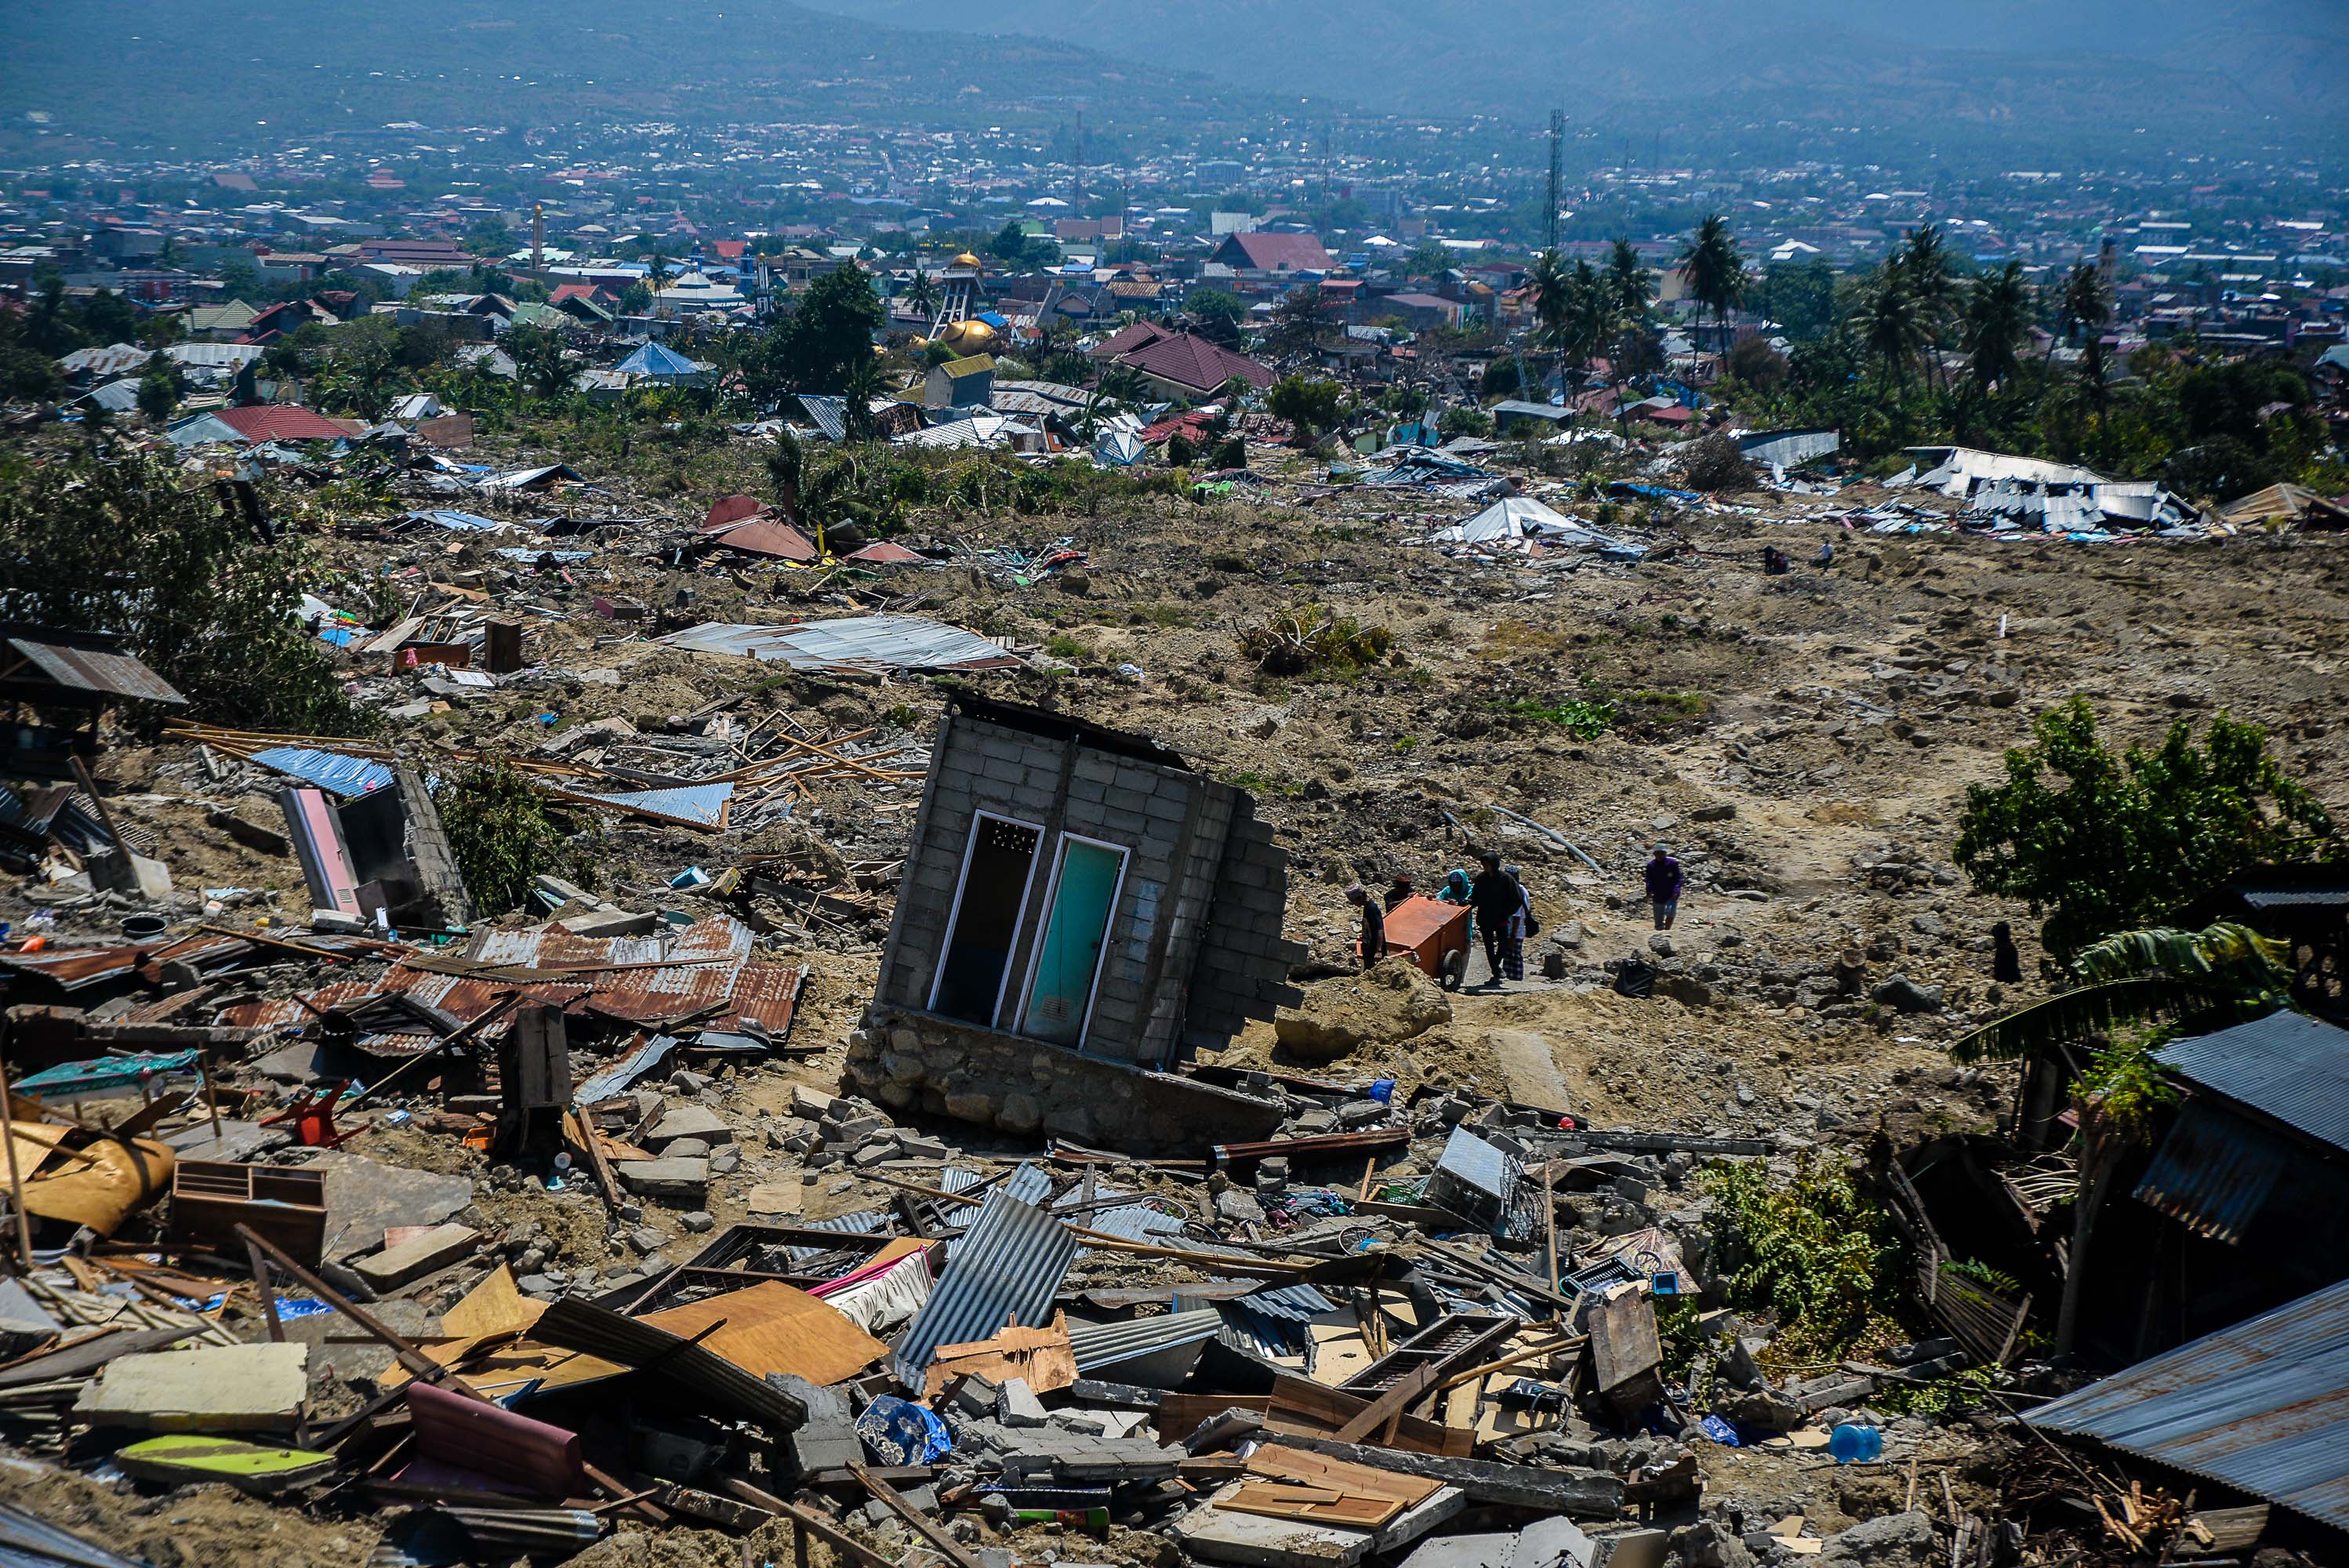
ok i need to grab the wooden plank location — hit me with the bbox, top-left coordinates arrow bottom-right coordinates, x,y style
848,1462 -> 989,1568
1245,1447 -> 1440,1508
1253,1434 -> 1624,1517
1333,1363 -> 1440,1443
1218,1483 -> 1402,1529
639,1281 -> 887,1386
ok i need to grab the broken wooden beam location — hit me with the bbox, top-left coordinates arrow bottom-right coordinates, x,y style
1253,1433 -> 1624,1517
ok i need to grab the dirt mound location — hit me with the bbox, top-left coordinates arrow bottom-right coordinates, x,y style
1273,958 -> 1452,1061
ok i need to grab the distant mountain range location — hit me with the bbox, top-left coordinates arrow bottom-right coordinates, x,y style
800,0 -> 2349,158
0,0 -> 1265,153
5,0 -> 2344,161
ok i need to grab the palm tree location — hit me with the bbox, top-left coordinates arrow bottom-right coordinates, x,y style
1962,261 -> 2032,394
1677,214 -> 1746,361
904,263 -> 939,325
1523,249 -> 1571,399
1895,225 -> 1961,395
1554,261 -> 1615,381
1605,238 -> 1652,321
1853,263 -> 1929,394
2056,260 -> 2111,349
1950,922 -> 2292,1360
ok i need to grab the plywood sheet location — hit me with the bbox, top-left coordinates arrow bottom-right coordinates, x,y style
640,1279 -> 884,1385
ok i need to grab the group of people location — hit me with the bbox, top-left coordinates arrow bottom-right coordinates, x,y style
1341,843 -> 1691,987
1345,851 -> 1535,986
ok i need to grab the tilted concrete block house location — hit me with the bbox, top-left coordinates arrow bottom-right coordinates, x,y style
847,693 -> 1304,1153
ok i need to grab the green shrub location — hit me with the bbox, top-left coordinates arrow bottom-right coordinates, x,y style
434,764 -> 596,916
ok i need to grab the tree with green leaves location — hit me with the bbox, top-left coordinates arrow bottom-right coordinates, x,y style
1853,263 -> 1930,394
1265,374 -> 1344,443
134,358 -> 182,422
1605,238 -> 1652,323
1949,921 -> 2293,1358
503,323 -> 573,406
434,763 -> 590,915
903,263 -> 939,323
1520,249 -> 1570,398
0,449 -> 363,735
2056,260 -> 2111,349
1894,225 -> 1962,394
1962,260 -> 2032,394
745,265 -> 886,407
1184,287 -> 1246,345
1955,697 -> 2339,963
1677,214 -> 1746,358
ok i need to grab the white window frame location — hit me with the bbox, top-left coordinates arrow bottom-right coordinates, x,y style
1014,831 -> 1132,1050
926,810 -> 1047,1029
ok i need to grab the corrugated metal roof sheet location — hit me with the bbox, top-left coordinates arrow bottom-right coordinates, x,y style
658,615 -> 1021,674
2155,1011 -> 2349,1155
2133,1101 -> 2287,1244
893,1188 -> 1077,1385
3,637 -> 186,705
2025,1276 -> 2349,1530
248,746 -> 394,797
1067,1308 -> 1223,1372
553,780 -> 734,830
786,1208 -> 895,1265
220,917 -> 808,1040
1231,1283 -> 1336,1321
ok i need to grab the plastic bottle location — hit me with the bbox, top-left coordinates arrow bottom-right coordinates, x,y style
1828,1423 -> 1884,1464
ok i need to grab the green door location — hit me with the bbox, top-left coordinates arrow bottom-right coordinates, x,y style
1023,839 -> 1126,1046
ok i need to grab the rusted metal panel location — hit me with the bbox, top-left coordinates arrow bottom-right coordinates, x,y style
3,634 -> 187,705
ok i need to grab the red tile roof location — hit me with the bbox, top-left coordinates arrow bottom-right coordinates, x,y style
1092,323 -> 1273,395
1215,231 -> 1335,273
213,404 -> 358,443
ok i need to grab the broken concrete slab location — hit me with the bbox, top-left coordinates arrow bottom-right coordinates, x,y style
74,1343 -> 310,1432
292,1149 -> 474,1262
647,1105 -> 735,1147
615,1156 -> 710,1199
1178,1495 -> 1373,1568
353,1222 -> 479,1291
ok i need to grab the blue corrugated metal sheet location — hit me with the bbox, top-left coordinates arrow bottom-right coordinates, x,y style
2025,1276 -> 2349,1530
893,1188 -> 1077,1385
2133,1101 -> 2287,1244
249,746 -> 394,797
2155,1011 -> 2349,1155
555,780 -> 734,830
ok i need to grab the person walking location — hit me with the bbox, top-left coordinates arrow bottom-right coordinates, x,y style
1644,845 -> 1683,931
1500,862 -> 1530,980
1346,884 -> 1388,971
1469,853 -> 1523,986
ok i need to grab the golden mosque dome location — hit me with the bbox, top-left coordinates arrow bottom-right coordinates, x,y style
952,252 -> 983,269
939,318 -> 995,347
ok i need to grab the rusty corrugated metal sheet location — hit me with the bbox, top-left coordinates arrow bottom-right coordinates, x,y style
218,917 -> 807,1046
2026,1276 -> 2349,1530
2133,1100 -> 2287,1245
0,933 -> 253,990
3,636 -> 187,705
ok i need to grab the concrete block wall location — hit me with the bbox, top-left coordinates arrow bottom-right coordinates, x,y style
844,1004 -> 1284,1156
1183,798 -> 1309,1054
875,712 -> 1226,1066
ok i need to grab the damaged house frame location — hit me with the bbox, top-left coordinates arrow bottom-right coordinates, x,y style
848,693 -> 1305,1155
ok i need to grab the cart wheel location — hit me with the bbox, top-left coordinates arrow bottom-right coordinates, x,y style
1440,948 -> 1469,990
